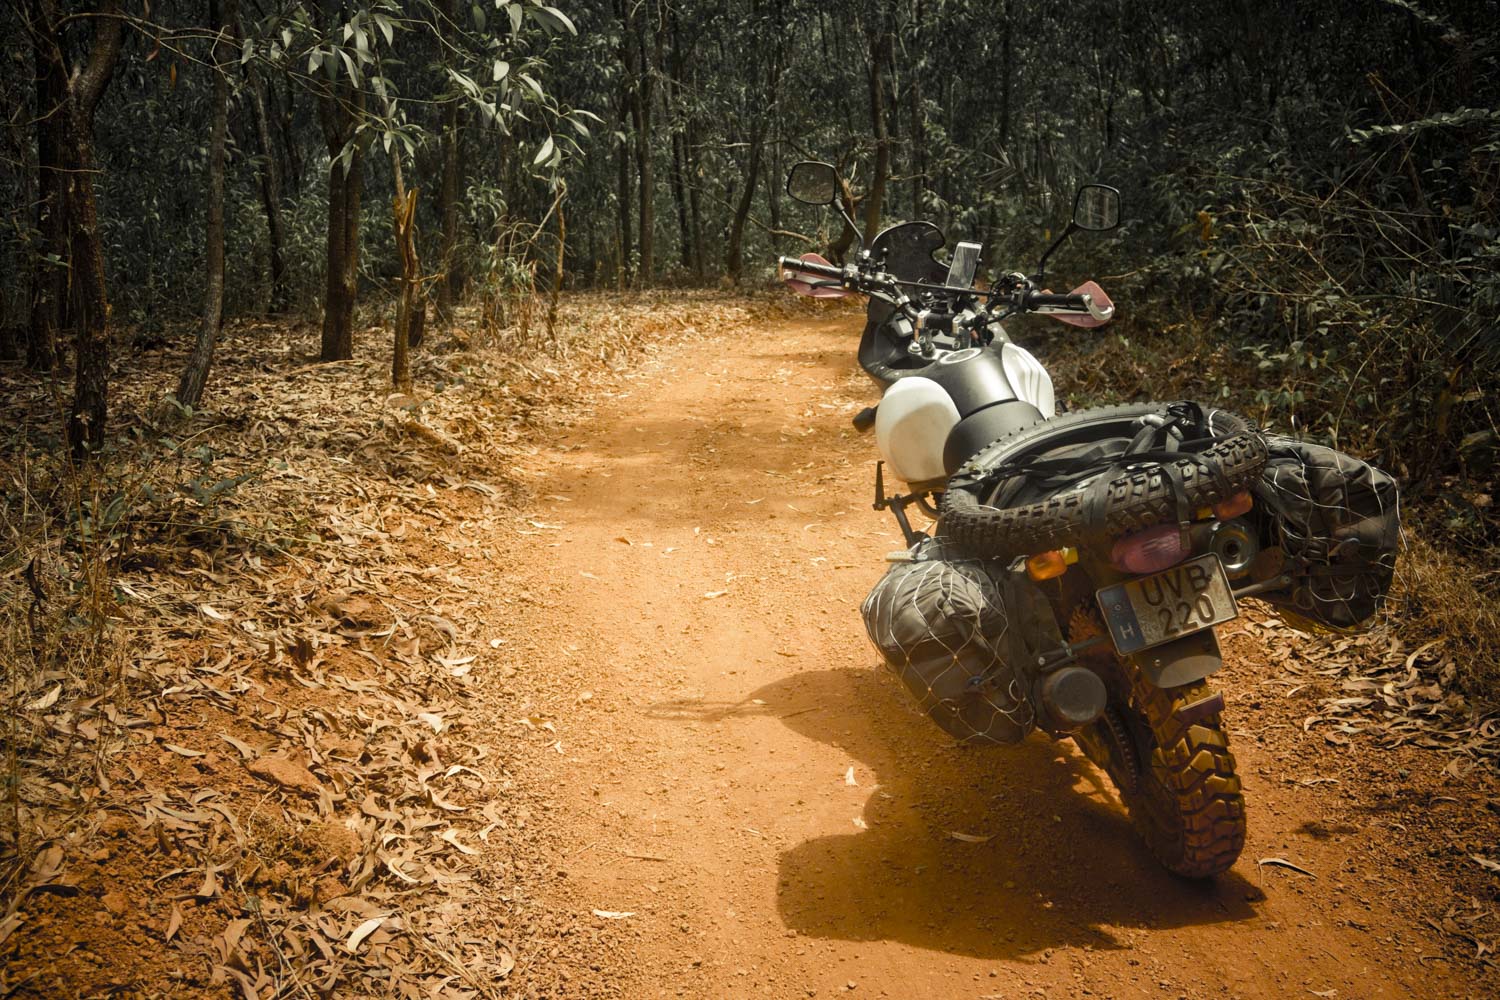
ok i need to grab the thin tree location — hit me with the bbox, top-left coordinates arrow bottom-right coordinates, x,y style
176,0 -> 237,408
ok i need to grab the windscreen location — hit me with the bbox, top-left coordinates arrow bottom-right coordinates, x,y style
870,222 -> 948,284
867,222 -> 948,326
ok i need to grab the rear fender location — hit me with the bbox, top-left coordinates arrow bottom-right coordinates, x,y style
1130,629 -> 1223,689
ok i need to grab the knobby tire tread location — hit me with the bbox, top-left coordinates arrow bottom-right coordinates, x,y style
1125,675 -> 1247,879
939,404 -> 1266,561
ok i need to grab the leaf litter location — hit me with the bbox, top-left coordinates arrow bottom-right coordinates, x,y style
0,293 -> 789,998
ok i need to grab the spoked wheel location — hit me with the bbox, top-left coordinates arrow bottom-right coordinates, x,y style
1071,616 -> 1246,878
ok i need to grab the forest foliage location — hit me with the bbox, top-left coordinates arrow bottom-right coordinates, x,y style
2,1 -> 1497,676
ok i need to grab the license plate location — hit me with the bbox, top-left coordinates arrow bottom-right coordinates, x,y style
1095,554 -> 1238,655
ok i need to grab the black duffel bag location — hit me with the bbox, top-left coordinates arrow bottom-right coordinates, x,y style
860,537 -> 1061,745
1251,436 -> 1400,632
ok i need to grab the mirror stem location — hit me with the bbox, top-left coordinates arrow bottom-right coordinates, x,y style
1034,221 -> 1077,283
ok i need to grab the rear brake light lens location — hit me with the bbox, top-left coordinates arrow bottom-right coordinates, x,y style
1212,491 -> 1254,520
1111,524 -> 1188,575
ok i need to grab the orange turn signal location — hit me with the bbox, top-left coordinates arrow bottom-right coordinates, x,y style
1212,491 -> 1254,520
1026,549 -> 1069,581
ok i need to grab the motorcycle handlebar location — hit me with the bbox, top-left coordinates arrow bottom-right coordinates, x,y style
777,255 -> 844,281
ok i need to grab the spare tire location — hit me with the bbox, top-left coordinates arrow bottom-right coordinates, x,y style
940,403 -> 1266,561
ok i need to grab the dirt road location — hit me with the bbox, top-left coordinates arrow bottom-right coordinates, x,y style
477,312 -> 1483,999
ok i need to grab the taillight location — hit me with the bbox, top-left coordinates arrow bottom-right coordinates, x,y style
1110,524 -> 1188,575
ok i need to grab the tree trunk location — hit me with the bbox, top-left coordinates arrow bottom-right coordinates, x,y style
1000,0 -> 1013,146
318,79 -> 362,362
243,49 -> 287,313
176,0 -> 235,408
546,190 -> 565,342
25,0 -> 122,457
435,102 -> 461,318
434,0 -> 462,318
619,0 -> 654,285
666,10 -> 693,276
390,188 -> 418,390
388,135 -> 423,390
724,124 -> 764,285
27,15 -> 68,372
615,92 -> 633,289
862,20 -> 893,245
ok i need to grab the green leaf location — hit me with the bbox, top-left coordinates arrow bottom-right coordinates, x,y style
534,135 -> 554,165
471,2 -> 486,31
493,59 -> 509,82
533,6 -> 578,35
508,3 -> 523,34
373,12 -> 394,46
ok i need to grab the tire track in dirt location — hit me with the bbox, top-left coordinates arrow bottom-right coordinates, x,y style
476,314 -> 1481,999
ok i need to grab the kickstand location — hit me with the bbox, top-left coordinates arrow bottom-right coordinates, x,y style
873,461 -> 926,547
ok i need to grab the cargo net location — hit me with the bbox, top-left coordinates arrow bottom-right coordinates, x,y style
1251,436 -> 1401,633
860,538 -> 1059,745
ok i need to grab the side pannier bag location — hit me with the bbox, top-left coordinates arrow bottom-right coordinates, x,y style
1251,436 -> 1400,632
860,537 -> 1058,745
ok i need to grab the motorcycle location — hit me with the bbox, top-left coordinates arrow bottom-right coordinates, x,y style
774,160 -> 1277,878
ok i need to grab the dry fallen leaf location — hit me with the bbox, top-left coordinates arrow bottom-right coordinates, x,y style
440,830 -> 479,856
844,767 -> 857,786
702,590 -> 728,599
24,685 -> 61,712
1257,857 -> 1316,878
346,915 -> 387,952
949,831 -> 993,844
591,909 -> 635,920
165,902 -> 183,942
218,733 -> 256,759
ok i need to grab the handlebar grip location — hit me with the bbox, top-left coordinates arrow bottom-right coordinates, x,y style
1025,291 -> 1089,309
777,255 -> 844,280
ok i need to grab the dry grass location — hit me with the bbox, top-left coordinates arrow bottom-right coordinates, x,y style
1396,532 -> 1500,707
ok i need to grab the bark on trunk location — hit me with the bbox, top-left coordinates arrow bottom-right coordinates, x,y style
176,0 -> 235,408
244,48 -> 287,313
434,0 -> 462,318
388,134 -> 424,389
619,0 -> 654,284
666,11 -> 693,276
435,101 -> 461,317
615,92 -> 633,289
27,15 -> 68,372
862,21 -> 893,245
25,0 -> 122,457
724,125 -> 764,285
318,79 -> 362,362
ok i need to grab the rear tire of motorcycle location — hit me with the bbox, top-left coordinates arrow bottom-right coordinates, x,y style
940,414 -> 1266,561
1122,676 -> 1246,879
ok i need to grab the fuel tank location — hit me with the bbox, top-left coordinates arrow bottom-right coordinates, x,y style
874,377 -> 960,485
875,345 -> 1056,485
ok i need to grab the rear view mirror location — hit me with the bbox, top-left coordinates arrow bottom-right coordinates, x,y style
1072,184 -> 1121,231
787,161 -> 839,206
